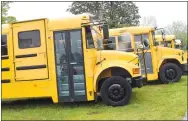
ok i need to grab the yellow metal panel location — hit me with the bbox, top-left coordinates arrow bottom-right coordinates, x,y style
93,59 -> 141,92
81,28 -> 95,101
2,80 -> 52,99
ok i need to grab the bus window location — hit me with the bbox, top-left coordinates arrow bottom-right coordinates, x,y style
118,33 -> 132,51
134,34 -> 149,49
1,35 -> 8,56
85,26 -> 95,49
104,36 -> 116,50
18,30 -> 41,49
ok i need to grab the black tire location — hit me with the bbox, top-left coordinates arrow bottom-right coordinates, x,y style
100,76 -> 132,106
159,63 -> 182,84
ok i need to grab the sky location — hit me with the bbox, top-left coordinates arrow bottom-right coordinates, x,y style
8,2 -> 187,28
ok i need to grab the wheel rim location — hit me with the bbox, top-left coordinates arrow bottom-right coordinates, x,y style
165,68 -> 177,80
108,84 -> 125,102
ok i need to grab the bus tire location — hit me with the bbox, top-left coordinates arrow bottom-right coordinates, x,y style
100,76 -> 132,106
159,63 -> 182,84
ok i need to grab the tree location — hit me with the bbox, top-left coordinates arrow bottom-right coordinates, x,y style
141,16 -> 157,26
67,2 -> 141,28
164,21 -> 187,50
2,1 -> 16,24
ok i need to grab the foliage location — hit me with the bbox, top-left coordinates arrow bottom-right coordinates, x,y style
164,21 -> 187,50
2,1 -> 16,24
67,2 -> 141,28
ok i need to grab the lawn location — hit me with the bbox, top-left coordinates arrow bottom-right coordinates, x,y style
1,76 -> 187,120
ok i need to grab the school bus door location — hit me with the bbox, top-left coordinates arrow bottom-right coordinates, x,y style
12,19 -> 49,81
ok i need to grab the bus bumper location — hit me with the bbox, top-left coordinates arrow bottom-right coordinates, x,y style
132,76 -> 146,88
181,63 -> 188,75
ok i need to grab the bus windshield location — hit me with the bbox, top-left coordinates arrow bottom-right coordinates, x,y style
117,32 -> 132,51
85,25 -> 103,49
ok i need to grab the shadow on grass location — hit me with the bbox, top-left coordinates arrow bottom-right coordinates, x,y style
145,80 -> 163,85
1,92 -> 139,110
1,97 -> 104,110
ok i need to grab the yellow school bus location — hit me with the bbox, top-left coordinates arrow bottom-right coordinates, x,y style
155,35 -> 176,48
107,26 -> 187,84
155,35 -> 188,65
1,14 -> 143,106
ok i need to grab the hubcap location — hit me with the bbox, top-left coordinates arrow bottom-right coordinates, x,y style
108,84 -> 125,101
165,68 -> 176,80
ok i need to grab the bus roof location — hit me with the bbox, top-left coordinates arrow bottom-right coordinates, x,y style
2,14 -> 92,33
48,14 -> 91,30
109,26 -> 155,36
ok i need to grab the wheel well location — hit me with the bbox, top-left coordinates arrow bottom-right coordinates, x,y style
96,67 -> 131,92
160,59 -> 181,70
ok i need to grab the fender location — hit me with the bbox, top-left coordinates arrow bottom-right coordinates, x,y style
158,55 -> 183,72
93,59 -> 140,92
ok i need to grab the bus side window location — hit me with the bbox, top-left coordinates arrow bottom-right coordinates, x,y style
118,34 -> 132,51
85,26 -> 95,49
1,35 -> 8,56
134,34 -> 142,49
18,30 -> 41,49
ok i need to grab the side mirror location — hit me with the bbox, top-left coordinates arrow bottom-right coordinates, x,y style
143,39 -> 149,47
102,24 -> 109,40
162,34 -> 165,40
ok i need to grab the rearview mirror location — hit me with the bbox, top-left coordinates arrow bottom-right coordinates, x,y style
102,24 -> 109,40
143,39 -> 149,48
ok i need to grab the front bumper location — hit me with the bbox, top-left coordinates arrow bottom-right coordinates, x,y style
181,63 -> 188,72
181,63 -> 188,75
131,76 -> 146,88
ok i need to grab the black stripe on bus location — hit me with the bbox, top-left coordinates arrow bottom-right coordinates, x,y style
16,65 -> 46,70
1,79 -> 10,83
15,53 -> 37,58
1,56 -> 9,60
1,68 -> 10,71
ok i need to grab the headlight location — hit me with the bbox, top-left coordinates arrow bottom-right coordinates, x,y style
133,68 -> 140,74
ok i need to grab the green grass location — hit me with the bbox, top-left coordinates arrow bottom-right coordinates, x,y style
2,76 -> 187,120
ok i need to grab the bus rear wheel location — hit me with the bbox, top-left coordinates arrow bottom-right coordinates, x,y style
159,63 -> 182,84
100,76 -> 132,106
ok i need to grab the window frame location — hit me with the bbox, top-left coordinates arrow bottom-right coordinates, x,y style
18,29 -> 41,49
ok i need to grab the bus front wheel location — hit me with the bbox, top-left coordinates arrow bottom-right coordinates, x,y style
159,63 -> 182,84
100,76 -> 132,106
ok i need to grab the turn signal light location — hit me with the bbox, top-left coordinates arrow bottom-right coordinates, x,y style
133,68 -> 140,74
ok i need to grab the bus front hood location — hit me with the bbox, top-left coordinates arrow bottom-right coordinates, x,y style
96,50 -> 139,65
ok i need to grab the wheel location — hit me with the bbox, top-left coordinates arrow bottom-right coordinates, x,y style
100,76 -> 132,106
159,63 -> 182,84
